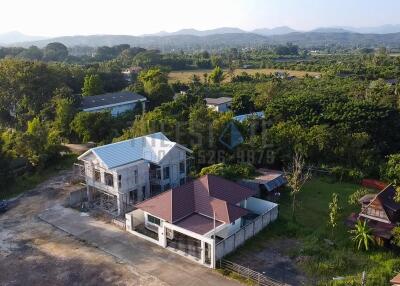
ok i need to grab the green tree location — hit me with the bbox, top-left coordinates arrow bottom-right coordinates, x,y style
199,163 -> 254,180
383,154 -> 400,185
139,68 -> 173,108
349,220 -> 375,251
82,74 -> 103,96
43,42 -> 68,61
209,66 -> 225,84
70,111 -> 115,143
53,97 -> 76,139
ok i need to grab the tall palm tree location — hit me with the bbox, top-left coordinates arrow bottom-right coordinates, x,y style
350,220 -> 375,251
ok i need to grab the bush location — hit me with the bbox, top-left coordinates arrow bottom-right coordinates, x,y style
199,163 -> 255,180
348,188 -> 372,205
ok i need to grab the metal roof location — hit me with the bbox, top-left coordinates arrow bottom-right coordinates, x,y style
78,132 -> 192,169
80,91 -> 146,110
233,112 -> 265,123
205,97 -> 232,105
135,175 -> 255,225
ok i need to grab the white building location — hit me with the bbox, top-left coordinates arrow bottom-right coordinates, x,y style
80,91 -> 146,116
205,97 -> 232,113
78,132 -> 193,216
126,175 -> 278,268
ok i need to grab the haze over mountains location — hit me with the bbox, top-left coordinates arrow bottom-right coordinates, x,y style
3,24 -> 400,50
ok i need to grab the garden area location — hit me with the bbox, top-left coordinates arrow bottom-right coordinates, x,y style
228,176 -> 400,285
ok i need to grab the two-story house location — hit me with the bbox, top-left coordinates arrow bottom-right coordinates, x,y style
78,132 -> 193,216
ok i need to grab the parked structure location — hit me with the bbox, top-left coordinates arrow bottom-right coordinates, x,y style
80,91 -> 146,116
126,175 -> 278,268
205,97 -> 232,113
239,169 -> 287,199
77,132 -> 193,216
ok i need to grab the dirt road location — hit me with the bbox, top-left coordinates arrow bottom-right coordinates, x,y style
0,171 -> 167,286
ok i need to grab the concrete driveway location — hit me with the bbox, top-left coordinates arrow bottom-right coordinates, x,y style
39,205 -> 241,286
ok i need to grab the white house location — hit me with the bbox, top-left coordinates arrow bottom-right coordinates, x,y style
126,175 -> 278,268
205,97 -> 232,113
80,91 -> 146,116
78,132 -> 193,216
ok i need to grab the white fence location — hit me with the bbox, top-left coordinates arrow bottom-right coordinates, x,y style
215,205 -> 278,260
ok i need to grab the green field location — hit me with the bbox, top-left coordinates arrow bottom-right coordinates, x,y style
169,68 -> 321,83
230,177 -> 400,285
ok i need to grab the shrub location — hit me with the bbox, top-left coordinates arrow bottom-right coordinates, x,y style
348,188 -> 372,206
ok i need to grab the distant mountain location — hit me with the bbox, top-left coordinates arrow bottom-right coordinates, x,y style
311,27 -> 352,33
142,27 -> 246,37
252,26 -> 297,36
0,31 -> 47,45
344,24 -> 400,34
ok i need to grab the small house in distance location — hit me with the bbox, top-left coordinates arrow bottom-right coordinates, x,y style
205,97 -> 232,113
121,66 -> 142,83
239,169 -> 287,199
80,91 -> 146,116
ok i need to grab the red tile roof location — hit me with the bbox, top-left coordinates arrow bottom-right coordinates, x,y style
175,213 -> 223,235
135,175 -> 255,224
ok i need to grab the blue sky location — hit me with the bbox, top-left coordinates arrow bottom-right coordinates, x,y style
1,0 -> 399,36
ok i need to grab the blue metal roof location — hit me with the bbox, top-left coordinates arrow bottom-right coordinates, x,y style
233,112 -> 264,123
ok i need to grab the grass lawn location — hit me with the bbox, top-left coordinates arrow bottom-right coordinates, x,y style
230,176 -> 400,285
168,68 -> 321,83
1,154 -> 77,200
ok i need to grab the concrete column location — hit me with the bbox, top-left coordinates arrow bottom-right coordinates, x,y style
201,240 -> 206,264
142,101 -> 146,114
117,193 -> 124,216
159,225 -> 167,247
86,186 -> 92,202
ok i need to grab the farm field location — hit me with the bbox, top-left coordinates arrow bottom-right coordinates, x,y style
168,68 -> 321,83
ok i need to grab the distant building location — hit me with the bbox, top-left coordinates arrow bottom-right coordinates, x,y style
121,66 -> 142,83
205,97 -> 232,113
80,91 -> 146,116
233,112 -> 265,123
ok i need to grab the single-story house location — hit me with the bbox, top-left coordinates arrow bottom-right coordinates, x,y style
125,174 -> 278,268
233,112 -> 265,123
239,169 -> 287,199
205,97 -> 232,113
347,184 -> 400,242
81,91 -> 146,116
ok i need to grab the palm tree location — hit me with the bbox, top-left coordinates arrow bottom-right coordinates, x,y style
350,220 -> 375,251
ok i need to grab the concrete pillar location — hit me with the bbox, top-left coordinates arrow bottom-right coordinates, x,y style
159,225 -> 167,247
201,240 -> 206,264
117,193 -> 124,216
86,186 -> 92,202
142,101 -> 146,114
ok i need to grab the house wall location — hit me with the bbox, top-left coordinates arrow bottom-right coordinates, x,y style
210,218 -> 242,239
83,101 -> 145,117
206,103 -> 231,113
159,147 -> 187,189
115,161 -> 150,201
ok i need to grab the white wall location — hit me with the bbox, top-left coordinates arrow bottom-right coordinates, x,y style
159,147 -> 187,188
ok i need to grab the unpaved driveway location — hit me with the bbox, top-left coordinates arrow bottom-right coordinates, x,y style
39,205 -> 241,286
0,171 -> 240,286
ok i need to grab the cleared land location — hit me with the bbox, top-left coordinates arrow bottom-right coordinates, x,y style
169,68 -> 321,83
229,177 -> 399,285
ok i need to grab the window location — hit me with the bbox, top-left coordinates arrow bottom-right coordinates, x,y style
104,172 -> 114,187
180,178 -> 185,186
94,169 -> 101,182
147,214 -> 161,226
163,166 -> 170,180
179,161 -> 185,174
118,175 -> 122,188
156,169 -> 161,180
134,169 -> 138,184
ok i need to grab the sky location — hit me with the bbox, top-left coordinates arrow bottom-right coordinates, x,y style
1,0 -> 399,37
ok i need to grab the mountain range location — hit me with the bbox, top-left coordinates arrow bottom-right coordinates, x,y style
4,25 -> 400,51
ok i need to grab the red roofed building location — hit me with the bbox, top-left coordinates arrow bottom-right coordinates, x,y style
125,175 -> 279,268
